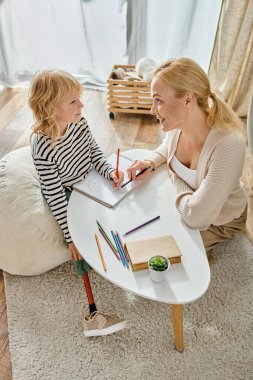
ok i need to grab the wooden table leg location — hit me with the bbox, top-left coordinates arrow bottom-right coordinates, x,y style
171,304 -> 184,352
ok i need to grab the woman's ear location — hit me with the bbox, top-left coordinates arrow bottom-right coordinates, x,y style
184,92 -> 194,107
185,97 -> 190,106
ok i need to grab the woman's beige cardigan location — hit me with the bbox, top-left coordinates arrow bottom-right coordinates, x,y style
148,128 -> 247,230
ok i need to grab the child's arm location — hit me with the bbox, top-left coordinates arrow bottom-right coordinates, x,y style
33,155 -> 72,244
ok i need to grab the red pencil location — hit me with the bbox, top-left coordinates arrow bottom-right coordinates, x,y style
116,148 -> 120,179
98,227 -> 121,261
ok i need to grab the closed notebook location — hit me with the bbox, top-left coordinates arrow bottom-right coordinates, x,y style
125,235 -> 181,272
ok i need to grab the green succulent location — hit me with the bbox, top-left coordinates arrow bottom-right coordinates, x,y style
149,255 -> 168,271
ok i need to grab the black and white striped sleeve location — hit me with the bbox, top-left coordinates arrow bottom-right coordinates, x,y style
33,155 -> 72,243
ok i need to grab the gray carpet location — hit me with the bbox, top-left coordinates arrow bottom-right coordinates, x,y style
4,235 -> 253,380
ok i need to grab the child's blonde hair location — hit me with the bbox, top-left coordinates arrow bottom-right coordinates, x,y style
153,57 -> 243,133
29,70 -> 83,143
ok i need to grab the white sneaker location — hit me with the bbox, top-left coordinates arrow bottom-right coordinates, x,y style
83,312 -> 127,337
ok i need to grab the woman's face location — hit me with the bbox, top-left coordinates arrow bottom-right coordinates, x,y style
150,76 -> 187,132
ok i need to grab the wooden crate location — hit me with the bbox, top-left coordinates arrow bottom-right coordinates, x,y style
107,64 -> 152,116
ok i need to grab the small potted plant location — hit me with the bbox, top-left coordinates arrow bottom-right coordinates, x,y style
148,255 -> 170,283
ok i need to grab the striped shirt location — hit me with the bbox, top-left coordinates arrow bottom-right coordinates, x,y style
32,117 -> 115,243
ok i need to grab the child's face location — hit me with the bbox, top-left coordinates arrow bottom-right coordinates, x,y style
54,91 -> 84,130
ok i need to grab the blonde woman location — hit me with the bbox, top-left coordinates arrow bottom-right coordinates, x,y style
29,70 -> 126,336
127,57 -> 247,254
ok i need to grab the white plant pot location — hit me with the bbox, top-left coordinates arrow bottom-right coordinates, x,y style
148,256 -> 170,283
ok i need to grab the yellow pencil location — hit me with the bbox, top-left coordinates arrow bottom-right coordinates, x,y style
95,233 -> 107,272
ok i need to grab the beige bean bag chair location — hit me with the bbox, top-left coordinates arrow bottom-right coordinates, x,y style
0,146 -> 69,275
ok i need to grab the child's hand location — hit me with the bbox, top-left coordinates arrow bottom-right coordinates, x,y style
69,242 -> 83,260
110,169 -> 124,189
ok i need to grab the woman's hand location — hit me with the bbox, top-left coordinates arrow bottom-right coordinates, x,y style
110,169 -> 124,189
127,160 -> 155,181
68,242 -> 83,261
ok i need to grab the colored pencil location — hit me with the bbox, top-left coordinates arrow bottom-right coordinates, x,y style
95,233 -> 107,272
98,227 -> 120,261
124,244 -> 133,271
123,215 -> 161,236
121,165 -> 152,188
116,148 -> 120,179
96,220 -> 117,251
114,232 -> 129,269
116,231 -> 129,262
111,230 -> 127,268
111,230 -> 124,266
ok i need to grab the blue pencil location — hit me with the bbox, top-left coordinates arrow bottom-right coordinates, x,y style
115,233 -> 129,269
115,231 -> 129,269
116,231 -> 129,262
111,230 -> 125,267
111,230 -> 128,268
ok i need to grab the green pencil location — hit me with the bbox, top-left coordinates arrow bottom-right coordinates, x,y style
96,220 -> 117,252
98,227 -> 120,261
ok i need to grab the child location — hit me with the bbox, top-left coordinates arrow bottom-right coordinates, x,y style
29,70 -> 127,336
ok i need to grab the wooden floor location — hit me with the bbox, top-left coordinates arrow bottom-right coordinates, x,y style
0,88 -> 252,380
